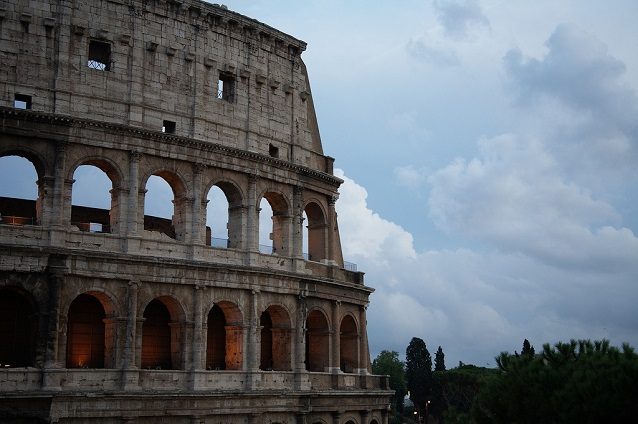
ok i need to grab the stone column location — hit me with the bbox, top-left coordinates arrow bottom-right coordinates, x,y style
246,174 -> 259,252
190,283 -> 203,388
358,304 -> 369,374
121,280 -> 139,390
109,185 -> 127,235
172,195 -> 194,242
360,411 -> 369,424
327,195 -> 337,262
292,185 -> 304,259
382,408 -> 389,424
295,293 -> 307,373
37,175 -> 55,226
296,413 -> 307,424
331,300 -> 341,373
191,285 -> 204,374
245,289 -> 260,389
42,258 -> 65,390
134,317 -> 145,369
51,141 -> 68,227
332,411 -> 341,424
125,151 -> 142,253
190,163 -> 206,248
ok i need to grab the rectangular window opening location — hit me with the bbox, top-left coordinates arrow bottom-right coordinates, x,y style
269,144 -> 279,158
162,120 -> 176,134
14,94 -> 32,110
87,40 -> 111,71
217,73 -> 235,102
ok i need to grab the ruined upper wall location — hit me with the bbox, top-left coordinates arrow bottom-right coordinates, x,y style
0,0 -> 329,170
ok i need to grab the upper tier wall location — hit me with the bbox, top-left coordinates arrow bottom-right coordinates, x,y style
0,0 -> 330,171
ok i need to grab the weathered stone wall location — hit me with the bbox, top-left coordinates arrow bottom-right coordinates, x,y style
0,0 -> 391,422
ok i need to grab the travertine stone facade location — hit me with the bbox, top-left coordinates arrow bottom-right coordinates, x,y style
0,0 -> 391,423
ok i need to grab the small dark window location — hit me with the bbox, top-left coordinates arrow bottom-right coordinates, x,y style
162,120 -> 176,134
88,40 -> 111,71
217,73 -> 235,102
14,94 -> 32,110
269,144 -> 279,158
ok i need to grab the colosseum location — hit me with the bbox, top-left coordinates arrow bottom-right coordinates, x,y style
0,0 -> 392,423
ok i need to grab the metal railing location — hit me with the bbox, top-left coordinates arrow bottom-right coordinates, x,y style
71,222 -> 110,233
210,237 -> 230,249
344,261 -> 357,272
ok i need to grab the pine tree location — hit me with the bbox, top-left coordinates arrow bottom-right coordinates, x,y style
522,339 -> 535,357
434,346 -> 446,372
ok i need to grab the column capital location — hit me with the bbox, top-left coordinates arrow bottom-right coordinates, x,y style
129,150 -> 142,162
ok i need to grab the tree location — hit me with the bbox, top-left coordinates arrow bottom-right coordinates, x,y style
521,339 -> 535,357
434,346 -> 446,372
372,350 -> 406,414
405,337 -> 432,418
473,339 -> 638,424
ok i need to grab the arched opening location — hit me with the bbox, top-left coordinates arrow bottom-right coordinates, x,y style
66,294 -> 106,368
0,288 -> 37,367
206,305 -> 226,370
305,309 -> 330,372
71,164 -> 115,233
206,301 -> 244,370
206,180 -> 247,249
143,172 -> 187,241
304,202 -> 327,262
141,298 -> 179,369
340,315 -> 359,373
259,305 -> 291,371
258,192 -> 290,256
0,155 -> 40,226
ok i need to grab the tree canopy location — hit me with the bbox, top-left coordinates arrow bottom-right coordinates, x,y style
372,350 -> 406,413
473,339 -> 638,424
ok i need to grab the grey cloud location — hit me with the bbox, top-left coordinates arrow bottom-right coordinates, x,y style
504,24 -> 638,156
406,39 -> 460,66
433,0 -> 490,40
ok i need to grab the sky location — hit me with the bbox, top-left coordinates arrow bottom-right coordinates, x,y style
220,0 -> 638,367
2,0 -> 637,368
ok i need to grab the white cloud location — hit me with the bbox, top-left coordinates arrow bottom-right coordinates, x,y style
335,169 -> 417,264
394,165 -> 430,189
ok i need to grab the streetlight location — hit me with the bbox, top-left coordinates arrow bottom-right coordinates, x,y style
425,400 -> 431,424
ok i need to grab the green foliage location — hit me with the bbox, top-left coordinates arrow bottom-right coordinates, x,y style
406,337 -> 433,416
473,339 -> 638,424
521,339 -> 535,357
433,364 -> 497,422
435,346 -> 446,372
372,350 -> 406,413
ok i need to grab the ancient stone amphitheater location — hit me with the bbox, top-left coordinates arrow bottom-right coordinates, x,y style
0,0 -> 391,423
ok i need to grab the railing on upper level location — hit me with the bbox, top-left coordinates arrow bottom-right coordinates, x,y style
0,212 -> 359,274
0,215 -> 36,225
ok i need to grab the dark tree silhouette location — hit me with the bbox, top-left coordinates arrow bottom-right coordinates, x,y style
521,338 -> 535,357
434,346 -> 446,372
406,337 -> 432,418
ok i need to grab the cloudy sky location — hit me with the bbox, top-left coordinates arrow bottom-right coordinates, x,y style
222,0 -> 638,366
2,0 -> 637,368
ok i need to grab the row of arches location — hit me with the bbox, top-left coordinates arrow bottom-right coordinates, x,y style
0,153 -> 331,261
0,287 -> 361,373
